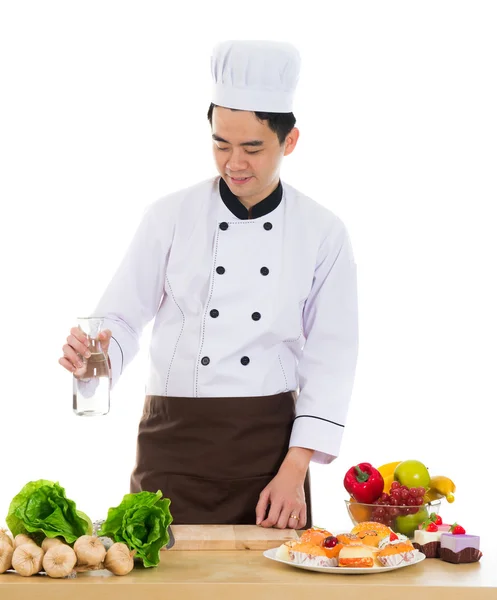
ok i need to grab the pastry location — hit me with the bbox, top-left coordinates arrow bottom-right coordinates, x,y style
321,535 -> 344,560
274,540 -> 298,562
299,527 -> 333,545
377,541 -> 419,567
288,541 -> 339,567
336,533 -> 360,545
273,524 -> 427,570
350,521 -> 392,547
378,532 -> 409,550
439,532 -> 482,564
413,528 -> 443,558
338,543 -> 378,568
353,528 -> 389,548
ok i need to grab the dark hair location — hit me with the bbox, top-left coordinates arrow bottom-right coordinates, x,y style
207,103 -> 296,146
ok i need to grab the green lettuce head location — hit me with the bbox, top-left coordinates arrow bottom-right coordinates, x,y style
6,480 -> 92,544
99,490 -> 173,567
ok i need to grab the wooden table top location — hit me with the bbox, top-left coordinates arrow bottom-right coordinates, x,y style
0,544 -> 495,600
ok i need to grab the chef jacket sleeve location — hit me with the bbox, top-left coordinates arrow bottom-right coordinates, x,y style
90,200 -> 172,389
289,218 -> 359,464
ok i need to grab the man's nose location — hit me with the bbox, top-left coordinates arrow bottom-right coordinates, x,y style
226,150 -> 249,170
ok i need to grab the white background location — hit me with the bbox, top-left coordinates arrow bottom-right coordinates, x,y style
1,1 -> 496,540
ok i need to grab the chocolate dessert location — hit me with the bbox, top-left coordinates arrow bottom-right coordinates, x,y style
439,533 -> 482,564
413,540 -> 440,559
439,546 -> 482,564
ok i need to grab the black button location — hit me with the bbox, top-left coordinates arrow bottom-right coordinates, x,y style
216,266 -> 226,275
201,356 -> 210,366
219,222 -> 229,231
210,309 -> 219,318
252,312 -> 261,321
263,222 -> 273,231
260,267 -> 269,276
241,356 -> 250,366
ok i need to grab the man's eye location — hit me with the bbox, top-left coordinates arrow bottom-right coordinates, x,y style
216,147 -> 261,154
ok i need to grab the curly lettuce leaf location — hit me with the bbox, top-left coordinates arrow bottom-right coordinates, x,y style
6,480 -> 92,544
100,490 -> 173,567
6,479 -> 53,539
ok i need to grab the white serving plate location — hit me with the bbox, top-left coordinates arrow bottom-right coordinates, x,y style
263,547 -> 426,574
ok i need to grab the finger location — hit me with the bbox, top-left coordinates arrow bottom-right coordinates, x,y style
99,330 -> 112,352
70,326 -> 90,347
67,334 -> 91,358
261,498 -> 283,528
288,508 -> 302,530
297,504 -> 308,530
276,505 -> 296,530
59,357 -> 76,373
255,489 -> 270,525
62,344 -> 85,368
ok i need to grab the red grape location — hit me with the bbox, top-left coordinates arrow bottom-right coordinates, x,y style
369,482 -> 427,527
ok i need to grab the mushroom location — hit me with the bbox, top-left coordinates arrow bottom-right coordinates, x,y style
42,544 -> 77,578
74,535 -> 106,567
104,542 -> 135,575
0,540 -> 14,574
12,543 -> 44,576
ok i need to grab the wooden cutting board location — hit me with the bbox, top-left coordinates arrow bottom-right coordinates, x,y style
167,524 -> 300,550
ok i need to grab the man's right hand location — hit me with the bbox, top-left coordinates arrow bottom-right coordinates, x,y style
59,326 -> 112,373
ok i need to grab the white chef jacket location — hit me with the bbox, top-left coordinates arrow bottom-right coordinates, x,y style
92,175 -> 358,464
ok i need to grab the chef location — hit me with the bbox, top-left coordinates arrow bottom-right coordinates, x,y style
59,40 -> 359,530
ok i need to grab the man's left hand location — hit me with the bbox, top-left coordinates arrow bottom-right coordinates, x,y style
255,447 -> 313,529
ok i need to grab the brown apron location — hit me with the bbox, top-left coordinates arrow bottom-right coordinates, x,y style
130,391 -> 313,527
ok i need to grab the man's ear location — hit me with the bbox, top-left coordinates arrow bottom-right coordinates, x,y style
283,127 -> 300,156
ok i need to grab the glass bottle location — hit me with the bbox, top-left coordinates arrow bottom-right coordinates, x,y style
73,317 -> 111,416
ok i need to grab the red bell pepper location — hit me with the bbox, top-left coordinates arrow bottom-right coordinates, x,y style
343,463 -> 384,504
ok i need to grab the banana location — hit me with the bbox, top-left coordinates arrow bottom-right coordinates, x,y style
377,461 -> 402,478
423,490 -> 444,503
377,461 -> 402,493
425,475 -> 456,503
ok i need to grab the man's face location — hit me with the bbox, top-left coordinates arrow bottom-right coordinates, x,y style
211,106 -> 298,206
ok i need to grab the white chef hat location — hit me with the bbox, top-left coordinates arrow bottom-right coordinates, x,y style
211,40 -> 301,113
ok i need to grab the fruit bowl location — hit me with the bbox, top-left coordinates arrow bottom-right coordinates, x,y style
345,499 -> 442,538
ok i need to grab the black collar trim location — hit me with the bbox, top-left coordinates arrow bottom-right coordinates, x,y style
219,176 -> 283,220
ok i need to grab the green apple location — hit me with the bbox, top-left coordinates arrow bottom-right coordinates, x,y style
394,460 -> 430,489
395,507 -> 429,537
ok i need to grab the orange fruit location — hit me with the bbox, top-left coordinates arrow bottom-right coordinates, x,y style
348,498 -> 371,523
